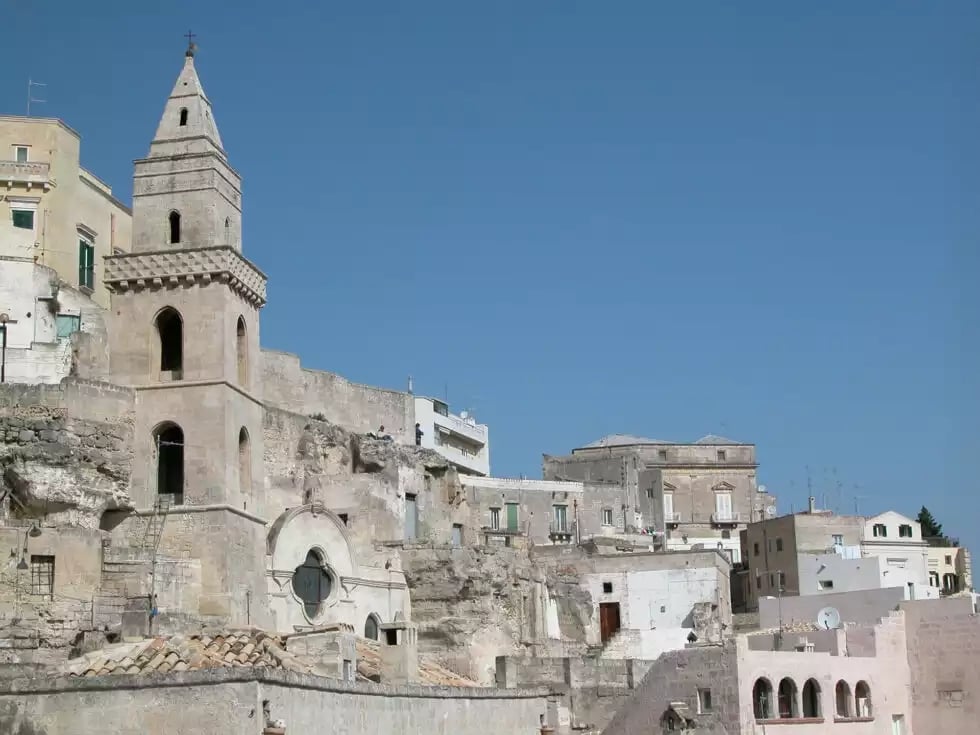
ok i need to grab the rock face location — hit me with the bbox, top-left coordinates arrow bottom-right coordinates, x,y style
0,391 -> 134,529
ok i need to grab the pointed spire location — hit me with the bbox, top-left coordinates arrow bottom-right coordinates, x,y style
147,42 -> 225,158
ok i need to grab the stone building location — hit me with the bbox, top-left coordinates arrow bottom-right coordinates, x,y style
926,544 -> 972,595
1,116 -> 131,384
543,434 -> 777,564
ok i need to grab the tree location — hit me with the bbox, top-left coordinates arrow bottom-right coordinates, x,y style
917,506 -> 943,538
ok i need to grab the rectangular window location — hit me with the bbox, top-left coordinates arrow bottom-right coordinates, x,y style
717,450 -> 726,461
715,492 -> 733,521
819,579 -> 834,590
945,555 -> 953,565
778,571 -> 786,589
663,492 -> 674,521
873,523 -> 887,538
602,508 -> 613,526
698,688 -> 712,713
753,542 -> 760,556
506,503 -> 519,531
602,581 -> 613,594
78,238 -> 95,290
451,524 -> 463,546
899,524 -> 913,538
767,539 -> 773,553
553,505 -> 568,532
56,314 -> 81,339
11,208 -> 34,230
756,574 -> 762,590
30,555 -> 54,598
775,538 -> 783,552
404,494 -> 418,541
490,507 -> 500,531
14,146 -> 28,163
658,449 -> 668,461
832,534 -> 844,546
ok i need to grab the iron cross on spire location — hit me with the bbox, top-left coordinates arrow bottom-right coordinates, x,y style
185,29 -> 197,57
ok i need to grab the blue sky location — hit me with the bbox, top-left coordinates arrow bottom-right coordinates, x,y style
4,2 -> 978,548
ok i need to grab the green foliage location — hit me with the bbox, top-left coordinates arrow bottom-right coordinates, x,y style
917,506 -> 943,538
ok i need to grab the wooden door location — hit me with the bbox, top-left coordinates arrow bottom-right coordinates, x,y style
599,602 -> 621,643
506,503 -> 519,531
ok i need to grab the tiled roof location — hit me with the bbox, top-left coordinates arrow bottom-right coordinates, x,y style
64,631 -> 311,678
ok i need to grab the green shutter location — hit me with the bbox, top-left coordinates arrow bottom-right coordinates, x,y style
78,240 -> 95,289
506,503 -> 519,531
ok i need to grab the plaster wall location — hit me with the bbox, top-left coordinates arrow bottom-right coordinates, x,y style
758,587 -> 905,629
261,349 -> 414,441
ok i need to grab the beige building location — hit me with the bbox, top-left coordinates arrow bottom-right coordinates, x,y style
1,115 -> 131,307
544,434 -> 777,564
927,544 -> 972,595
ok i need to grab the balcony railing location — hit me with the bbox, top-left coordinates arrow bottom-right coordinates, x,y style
665,512 -> 681,525
434,411 -> 487,443
711,512 -> 741,524
0,160 -> 51,188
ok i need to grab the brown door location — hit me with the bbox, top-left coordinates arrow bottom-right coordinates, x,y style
599,602 -> 621,643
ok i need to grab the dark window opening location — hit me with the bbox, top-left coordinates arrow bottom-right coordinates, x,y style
364,614 -> 380,640
156,308 -> 183,375
293,549 -> 332,619
802,679 -> 821,718
338,513 -> 349,526
179,108 -> 188,126
835,681 -> 852,717
238,427 -> 251,499
31,555 -> 54,598
602,581 -> 613,594
11,209 -> 34,230
778,678 -> 798,719
753,542 -> 760,556
722,530 -> 731,539
78,239 -> 95,290
155,424 -> 184,505
776,538 -> 784,552
169,211 -> 181,244
899,524 -> 913,538
753,678 -> 774,720
236,316 -> 247,385
855,681 -> 872,717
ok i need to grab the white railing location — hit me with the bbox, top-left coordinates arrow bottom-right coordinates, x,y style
711,512 -> 741,523
434,411 -> 487,443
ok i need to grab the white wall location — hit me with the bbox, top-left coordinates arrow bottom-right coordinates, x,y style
797,553 -> 884,596
414,396 -> 490,475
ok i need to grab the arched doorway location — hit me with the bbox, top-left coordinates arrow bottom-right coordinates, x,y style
155,307 -> 183,377
154,423 -> 184,505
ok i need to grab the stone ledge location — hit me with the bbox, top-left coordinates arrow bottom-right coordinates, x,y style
0,665 -> 552,700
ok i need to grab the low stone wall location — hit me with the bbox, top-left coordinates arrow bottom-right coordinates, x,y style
758,586 -> 904,629
0,668 -> 553,735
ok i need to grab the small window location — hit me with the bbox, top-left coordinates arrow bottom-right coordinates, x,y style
832,534 -> 844,546
899,524 -> 913,538
14,146 -> 28,163
451,524 -> 463,546
169,211 -> 181,244
698,688 -> 712,713
602,581 -> 613,594
753,542 -> 760,556
779,571 -> 786,588
658,449 -> 668,460
179,108 -> 188,126
873,523 -> 887,538
767,539 -> 773,553
56,314 -> 81,339
30,555 -> 54,598
819,579 -> 834,590
776,538 -> 783,552
11,208 -> 34,230
78,238 -> 95,290
721,529 -> 731,539
945,555 -> 953,565
490,508 -> 500,530
756,575 -> 761,590
601,508 -> 613,526
717,450 -> 727,461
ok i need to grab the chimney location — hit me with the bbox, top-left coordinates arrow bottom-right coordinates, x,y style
808,496 -> 816,514
379,621 -> 418,685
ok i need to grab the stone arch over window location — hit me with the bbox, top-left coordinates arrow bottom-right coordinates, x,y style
169,210 -> 181,244
777,677 -> 798,719
236,316 -> 247,385
802,678 -> 821,718
153,422 -> 184,505
154,307 -> 183,376
364,613 -> 381,641
292,548 -> 334,621
179,108 -> 188,126
753,678 -> 774,720
238,427 -> 251,504
835,680 -> 852,717
854,680 -> 872,718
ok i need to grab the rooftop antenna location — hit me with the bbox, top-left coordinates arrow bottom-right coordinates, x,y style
26,79 -> 46,116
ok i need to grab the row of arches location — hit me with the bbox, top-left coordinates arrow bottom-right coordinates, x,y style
167,210 -> 233,245
153,422 -> 251,506
753,677 -> 872,721
153,307 -> 248,386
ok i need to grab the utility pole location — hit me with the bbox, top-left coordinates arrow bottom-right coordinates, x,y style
775,569 -> 784,650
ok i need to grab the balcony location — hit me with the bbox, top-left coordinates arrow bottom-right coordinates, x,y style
549,522 -> 574,543
433,411 -> 487,445
711,512 -> 741,526
665,512 -> 681,527
0,160 -> 52,189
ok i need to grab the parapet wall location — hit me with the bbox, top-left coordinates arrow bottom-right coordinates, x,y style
260,349 -> 414,441
0,667 -> 552,735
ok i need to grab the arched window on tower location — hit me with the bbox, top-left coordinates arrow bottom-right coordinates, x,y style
236,316 -> 247,385
169,211 -> 181,244
239,427 -> 251,506
364,614 -> 381,641
155,307 -> 183,378
179,108 -> 188,126
154,423 -> 184,505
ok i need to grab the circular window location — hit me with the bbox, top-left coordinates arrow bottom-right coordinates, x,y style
292,549 -> 333,620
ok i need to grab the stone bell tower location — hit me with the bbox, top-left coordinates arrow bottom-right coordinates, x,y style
103,42 -> 269,625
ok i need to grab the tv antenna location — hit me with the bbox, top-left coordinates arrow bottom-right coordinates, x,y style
26,79 -> 46,116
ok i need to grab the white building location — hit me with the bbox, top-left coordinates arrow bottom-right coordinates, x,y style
414,396 -> 489,476
861,511 -> 936,601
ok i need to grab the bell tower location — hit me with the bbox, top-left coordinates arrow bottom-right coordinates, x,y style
103,42 -> 269,626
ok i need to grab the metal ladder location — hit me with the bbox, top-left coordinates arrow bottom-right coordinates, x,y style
141,494 -> 172,561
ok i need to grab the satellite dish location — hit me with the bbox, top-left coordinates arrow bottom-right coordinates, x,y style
758,484 -> 767,494
817,607 -> 842,630
765,506 -> 777,518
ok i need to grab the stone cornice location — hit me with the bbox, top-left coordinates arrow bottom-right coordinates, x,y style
104,245 -> 266,307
